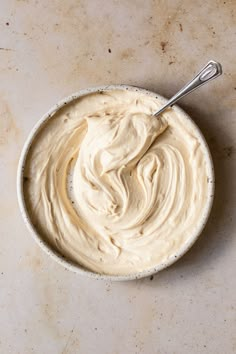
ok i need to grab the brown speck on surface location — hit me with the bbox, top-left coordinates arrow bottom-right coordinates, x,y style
0,47 -> 13,51
32,257 -> 42,270
169,61 -> 174,65
150,275 -> 154,281
5,22 -> 9,26
179,23 -> 183,32
120,48 -> 135,60
160,41 -> 168,53
108,48 -> 111,53
0,99 -> 20,148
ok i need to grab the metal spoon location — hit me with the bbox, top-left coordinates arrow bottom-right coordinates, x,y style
153,60 -> 222,117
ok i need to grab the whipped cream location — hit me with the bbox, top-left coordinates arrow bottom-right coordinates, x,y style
24,90 -> 209,275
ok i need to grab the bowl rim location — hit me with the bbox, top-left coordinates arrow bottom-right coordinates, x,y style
17,84 -> 215,281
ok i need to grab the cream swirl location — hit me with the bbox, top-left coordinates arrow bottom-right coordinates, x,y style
24,90 -> 210,275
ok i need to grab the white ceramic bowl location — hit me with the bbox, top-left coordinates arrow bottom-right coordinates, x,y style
17,85 -> 214,281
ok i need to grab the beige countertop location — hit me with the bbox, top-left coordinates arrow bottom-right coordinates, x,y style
0,1 -> 235,353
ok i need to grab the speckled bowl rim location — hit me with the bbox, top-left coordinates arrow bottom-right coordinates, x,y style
17,85 -> 214,281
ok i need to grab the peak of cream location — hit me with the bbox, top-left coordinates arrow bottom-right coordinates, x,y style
24,90 -> 209,275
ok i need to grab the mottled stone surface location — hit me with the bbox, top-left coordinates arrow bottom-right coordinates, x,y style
0,1 -> 235,353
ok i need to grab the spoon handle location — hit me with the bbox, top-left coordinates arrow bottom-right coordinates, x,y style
154,60 -> 222,117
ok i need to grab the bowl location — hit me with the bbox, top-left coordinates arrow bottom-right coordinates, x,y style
17,85 -> 214,281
